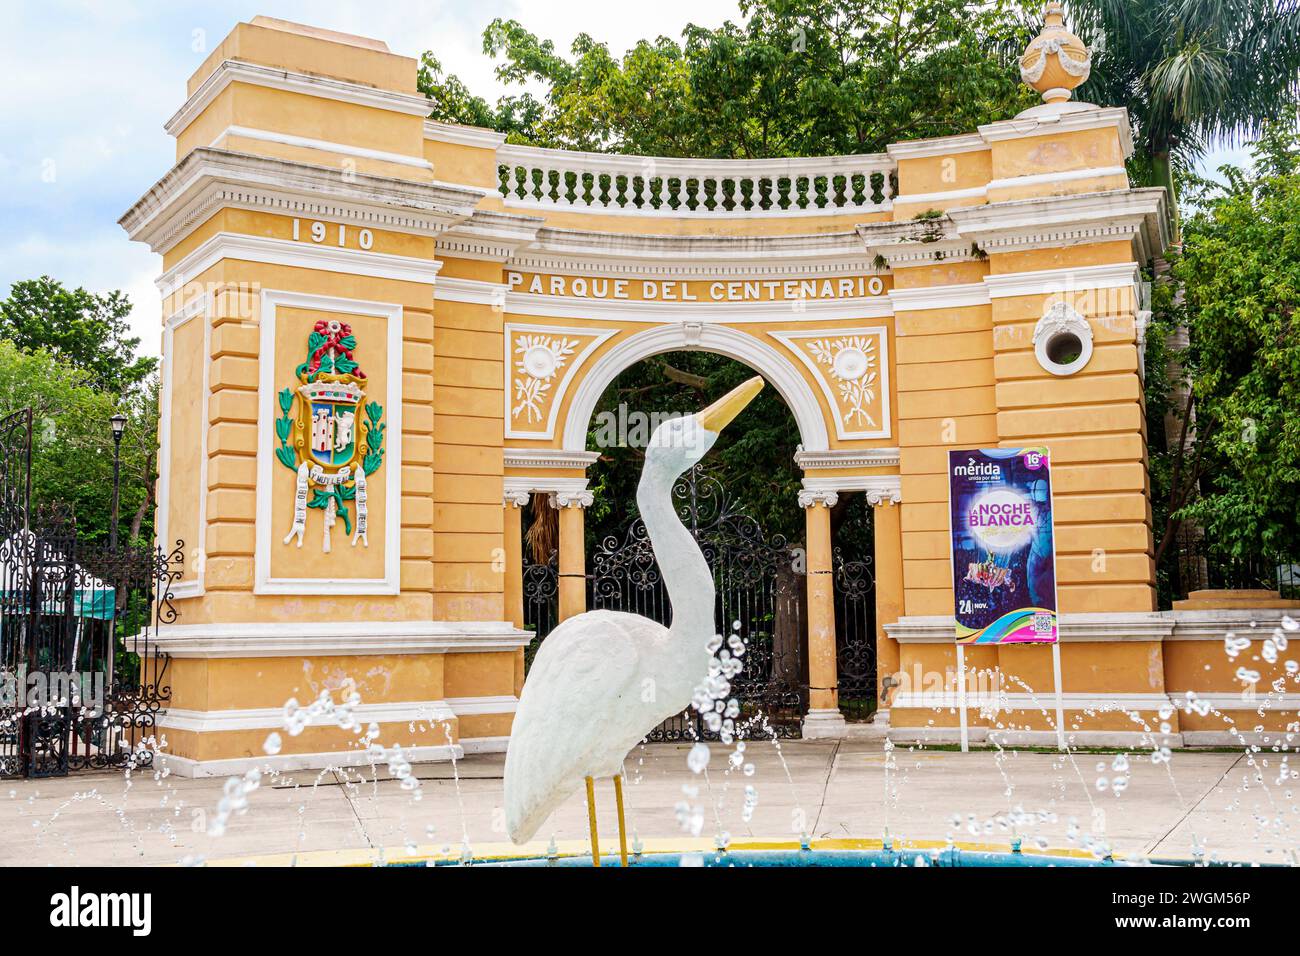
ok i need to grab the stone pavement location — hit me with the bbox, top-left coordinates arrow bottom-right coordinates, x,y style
0,740 -> 1291,866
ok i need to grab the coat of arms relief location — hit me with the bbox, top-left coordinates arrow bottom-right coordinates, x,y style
273,318 -> 386,552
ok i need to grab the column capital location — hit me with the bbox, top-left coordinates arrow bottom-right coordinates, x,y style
865,487 -> 902,507
550,490 -> 594,509
503,490 -> 531,508
504,475 -> 588,503
798,489 -> 839,509
800,474 -> 902,507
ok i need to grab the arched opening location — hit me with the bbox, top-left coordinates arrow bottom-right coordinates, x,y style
520,345 -> 878,736
561,322 -> 829,453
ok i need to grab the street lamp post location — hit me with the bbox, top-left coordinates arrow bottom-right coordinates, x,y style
109,412 -> 127,551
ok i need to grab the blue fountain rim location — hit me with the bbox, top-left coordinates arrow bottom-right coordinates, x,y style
417,847 -> 1247,868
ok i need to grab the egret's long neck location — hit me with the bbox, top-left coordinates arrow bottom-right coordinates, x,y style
637,461 -> 715,643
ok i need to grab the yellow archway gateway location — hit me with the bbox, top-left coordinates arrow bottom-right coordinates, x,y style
120,12 -> 1294,777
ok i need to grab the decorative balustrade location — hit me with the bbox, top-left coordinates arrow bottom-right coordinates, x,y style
497,143 -> 895,217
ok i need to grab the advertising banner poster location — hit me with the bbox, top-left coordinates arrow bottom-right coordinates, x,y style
948,447 -> 1058,644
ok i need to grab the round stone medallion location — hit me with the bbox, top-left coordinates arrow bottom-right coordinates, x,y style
832,346 -> 870,380
523,344 -> 559,379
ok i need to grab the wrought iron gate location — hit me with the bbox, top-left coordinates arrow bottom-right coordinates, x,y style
524,465 -> 886,739
596,466 -> 808,739
833,548 -> 877,721
0,408 -> 183,778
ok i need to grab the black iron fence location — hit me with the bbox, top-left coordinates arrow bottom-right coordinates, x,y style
0,408 -> 182,778
1169,526 -> 1300,604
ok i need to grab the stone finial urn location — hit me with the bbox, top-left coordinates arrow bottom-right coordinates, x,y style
1019,1 -> 1092,104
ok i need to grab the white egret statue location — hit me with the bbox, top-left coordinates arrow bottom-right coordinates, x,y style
504,376 -> 766,865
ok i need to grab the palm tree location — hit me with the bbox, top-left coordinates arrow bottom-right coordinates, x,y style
1068,0 -> 1300,212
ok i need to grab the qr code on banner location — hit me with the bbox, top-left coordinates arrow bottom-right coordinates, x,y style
1032,612 -> 1054,636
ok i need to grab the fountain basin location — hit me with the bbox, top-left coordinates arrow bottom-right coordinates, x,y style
210,837 -> 1252,867
447,848 -> 1142,867
391,838 -> 1217,868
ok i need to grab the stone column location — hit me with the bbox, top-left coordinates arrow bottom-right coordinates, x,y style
503,490 -> 528,694
799,489 -> 846,739
551,490 -> 593,621
503,490 -> 529,629
868,486 -> 903,725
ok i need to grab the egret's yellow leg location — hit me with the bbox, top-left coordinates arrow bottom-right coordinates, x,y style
585,776 -> 601,867
613,774 -> 629,867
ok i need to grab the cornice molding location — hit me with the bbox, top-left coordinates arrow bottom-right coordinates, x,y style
423,119 -> 508,149
435,209 -> 545,262
949,188 -> 1169,261
893,161 -> 1132,211
503,448 -> 601,471
165,59 -> 433,136
855,220 -> 974,269
159,699 -> 457,733
434,276 -> 508,305
212,125 -> 433,170
886,133 -> 988,160
446,695 -> 519,716
794,447 -> 901,470
160,743 -> 463,777
120,147 -> 485,254
889,608 -> 1300,643
509,227 -> 880,279
886,612 -> 1175,643
505,476 -> 590,498
892,184 -> 988,206
984,261 -> 1141,300
978,105 -> 1134,159
156,231 -> 442,293
1168,609 -> 1300,640
859,187 -> 1170,266
986,165 -> 1127,192
888,282 -> 989,312
505,256 -> 880,281
892,691 -> 1174,710
151,620 -> 532,658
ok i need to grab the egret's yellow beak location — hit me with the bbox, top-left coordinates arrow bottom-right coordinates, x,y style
697,376 -> 765,433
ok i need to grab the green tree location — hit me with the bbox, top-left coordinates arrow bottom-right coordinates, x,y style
1070,0 -> 1300,211
423,0 -> 1037,156
0,341 -> 157,545
570,353 -> 872,563
1146,127 -> 1300,585
0,276 -> 157,395
417,52 -> 502,129
430,0 -> 1034,560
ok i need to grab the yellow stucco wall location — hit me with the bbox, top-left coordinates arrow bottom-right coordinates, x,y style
129,15 -> 1278,769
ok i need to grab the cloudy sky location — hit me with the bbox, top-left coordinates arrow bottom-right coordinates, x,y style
0,1 -> 1246,358
0,0 -> 744,356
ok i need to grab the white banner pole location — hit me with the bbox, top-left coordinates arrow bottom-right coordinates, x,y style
1051,641 -> 1066,752
956,643 -> 969,753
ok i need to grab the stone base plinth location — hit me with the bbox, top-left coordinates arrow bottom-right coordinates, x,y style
149,621 -> 527,776
801,708 -> 848,739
